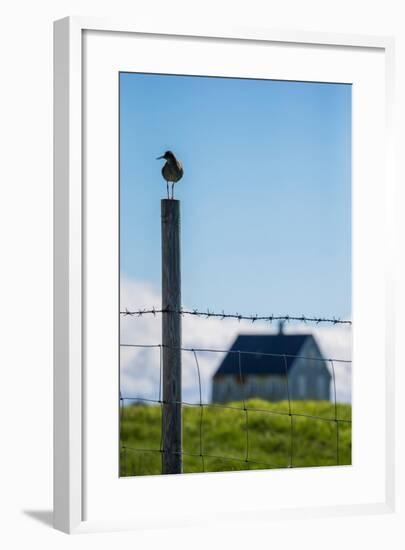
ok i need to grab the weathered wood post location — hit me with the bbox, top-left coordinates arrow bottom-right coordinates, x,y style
161,199 -> 182,474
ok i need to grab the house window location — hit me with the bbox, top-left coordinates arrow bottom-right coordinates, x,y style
317,376 -> 325,398
298,376 -> 306,398
251,378 -> 258,396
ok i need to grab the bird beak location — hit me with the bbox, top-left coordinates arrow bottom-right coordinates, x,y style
156,155 -> 164,160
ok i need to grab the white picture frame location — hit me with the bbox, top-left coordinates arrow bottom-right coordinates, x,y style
54,16 -> 396,534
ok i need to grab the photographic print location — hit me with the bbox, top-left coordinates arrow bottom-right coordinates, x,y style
119,72 -> 352,477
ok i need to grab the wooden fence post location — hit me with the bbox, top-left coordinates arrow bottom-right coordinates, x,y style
161,199 -> 182,474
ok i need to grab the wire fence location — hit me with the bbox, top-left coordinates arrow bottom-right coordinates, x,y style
120,307 -> 352,325
120,330 -> 352,476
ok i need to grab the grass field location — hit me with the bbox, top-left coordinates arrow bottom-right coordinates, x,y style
120,399 -> 351,476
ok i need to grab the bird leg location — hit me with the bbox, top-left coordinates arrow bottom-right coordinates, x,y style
171,183 -> 174,200
166,181 -> 169,199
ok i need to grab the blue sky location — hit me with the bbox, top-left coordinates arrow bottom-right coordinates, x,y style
120,73 -> 351,319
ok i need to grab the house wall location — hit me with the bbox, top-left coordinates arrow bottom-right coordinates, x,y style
212,374 -> 288,404
288,338 -> 331,401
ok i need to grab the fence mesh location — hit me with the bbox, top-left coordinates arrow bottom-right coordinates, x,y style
120,313 -> 352,476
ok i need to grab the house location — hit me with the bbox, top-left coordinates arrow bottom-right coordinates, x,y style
212,325 -> 331,404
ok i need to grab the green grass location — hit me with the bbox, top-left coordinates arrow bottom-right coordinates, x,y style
120,399 -> 351,476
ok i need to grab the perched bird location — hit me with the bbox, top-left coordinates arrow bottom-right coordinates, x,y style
157,151 -> 184,199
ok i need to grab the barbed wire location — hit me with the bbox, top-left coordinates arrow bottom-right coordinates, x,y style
120,307 -> 352,325
120,344 -> 351,476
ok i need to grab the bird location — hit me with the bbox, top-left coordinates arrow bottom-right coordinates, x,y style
156,151 -> 184,199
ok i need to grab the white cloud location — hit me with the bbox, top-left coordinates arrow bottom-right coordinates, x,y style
120,277 -> 352,404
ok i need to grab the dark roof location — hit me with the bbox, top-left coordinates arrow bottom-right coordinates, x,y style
214,333 -> 321,378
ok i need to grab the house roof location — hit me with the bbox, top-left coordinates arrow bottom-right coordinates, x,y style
213,333 -> 322,378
